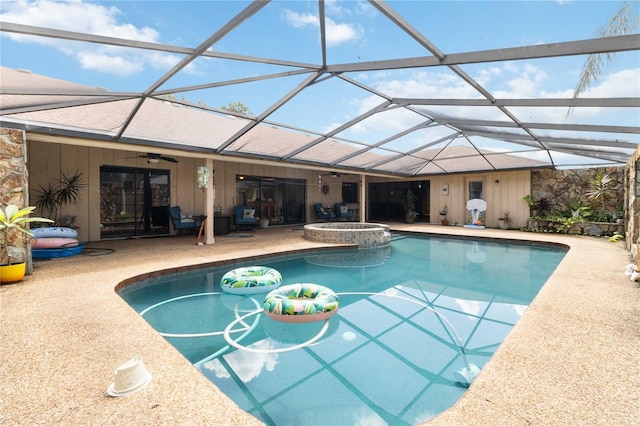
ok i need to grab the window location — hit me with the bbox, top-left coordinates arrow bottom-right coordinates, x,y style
342,182 -> 358,203
469,180 -> 483,200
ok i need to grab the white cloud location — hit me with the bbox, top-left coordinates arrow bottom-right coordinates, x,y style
283,9 -> 318,28
476,67 -> 502,85
324,0 -> 351,17
343,61 -> 639,150
325,17 -> 362,46
76,51 -> 143,76
375,71 -> 478,98
282,8 -> 362,46
0,0 -> 179,76
202,340 -> 279,382
491,62 -> 549,98
1,0 -> 159,40
581,68 -> 640,98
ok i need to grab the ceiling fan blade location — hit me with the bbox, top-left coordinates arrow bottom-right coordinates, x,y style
139,153 -> 178,163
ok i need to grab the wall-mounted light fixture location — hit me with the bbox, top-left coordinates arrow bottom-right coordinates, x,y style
442,184 -> 449,196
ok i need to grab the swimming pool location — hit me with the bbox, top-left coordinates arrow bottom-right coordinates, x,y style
119,233 -> 566,425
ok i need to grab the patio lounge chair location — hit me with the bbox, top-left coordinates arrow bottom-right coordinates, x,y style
334,203 -> 353,221
167,206 -> 202,234
314,203 -> 335,222
233,205 -> 257,231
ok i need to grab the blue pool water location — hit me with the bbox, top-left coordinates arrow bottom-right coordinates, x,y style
119,233 -> 566,425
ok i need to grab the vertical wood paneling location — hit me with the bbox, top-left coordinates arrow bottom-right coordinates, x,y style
27,141 -> 60,207
59,144 -> 90,237
28,139 -> 542,240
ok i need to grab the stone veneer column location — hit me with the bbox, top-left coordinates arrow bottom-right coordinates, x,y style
626,147 -> 640,262
0,127 -> 29,269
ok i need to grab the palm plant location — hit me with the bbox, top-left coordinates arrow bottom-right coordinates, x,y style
570,1 -> 638,114
403,189 -> 418,219
33,171 -> 86,224
585,171 -> 613,219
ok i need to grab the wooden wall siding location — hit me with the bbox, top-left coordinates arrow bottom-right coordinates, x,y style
31,137 -> 631,243
27,140 -> 331,241
30,142 -> 91,240
366,170 -> 531,228
429,171 -> 531,227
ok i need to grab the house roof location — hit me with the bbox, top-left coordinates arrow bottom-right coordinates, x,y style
0,1 -> 638,177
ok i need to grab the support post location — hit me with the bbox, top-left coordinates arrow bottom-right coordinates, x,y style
203,158 -> 215,245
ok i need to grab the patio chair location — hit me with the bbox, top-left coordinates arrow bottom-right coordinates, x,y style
334,202 -> 353,221
167,206 -> 202,234
314,203 -> 335,222
233,205 -> 257,231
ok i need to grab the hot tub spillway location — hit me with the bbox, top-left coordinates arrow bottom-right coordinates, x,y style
303,223 -> 391,248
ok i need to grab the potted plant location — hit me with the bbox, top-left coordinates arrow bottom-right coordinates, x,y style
439,205 -> 449,225
403,189 -> 418,223
33,171 -> 86,227
497,211 -> 513,229
1,204 -> 53,283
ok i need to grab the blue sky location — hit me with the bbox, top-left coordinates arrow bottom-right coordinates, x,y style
1,0 -> 639,166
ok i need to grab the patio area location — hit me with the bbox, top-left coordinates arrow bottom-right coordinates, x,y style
1,224 -> 638,425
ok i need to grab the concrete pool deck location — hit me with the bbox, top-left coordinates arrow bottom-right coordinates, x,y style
1,224 -> 638,425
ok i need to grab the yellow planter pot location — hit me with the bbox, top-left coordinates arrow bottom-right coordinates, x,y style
0,263 -> 26,284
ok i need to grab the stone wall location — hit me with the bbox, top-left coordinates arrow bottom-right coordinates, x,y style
526,219 -> 624,237
625,148 -> 640,256
531,167 -> 624,218
0,127 -> 29,267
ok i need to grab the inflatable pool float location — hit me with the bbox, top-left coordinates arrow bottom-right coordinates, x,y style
31,227 -> 78,239
31,237 -> 79,249
32,244 -> 84,259
263,283 -> 339,323
220,266 -> 282,295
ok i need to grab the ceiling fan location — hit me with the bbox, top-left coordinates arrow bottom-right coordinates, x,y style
138,153 -> 178,163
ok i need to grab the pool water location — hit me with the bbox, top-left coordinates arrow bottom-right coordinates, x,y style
119,234 -> 566,425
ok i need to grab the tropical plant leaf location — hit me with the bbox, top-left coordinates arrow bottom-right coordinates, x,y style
56,171 -> 87,205
569,1 -> 639,115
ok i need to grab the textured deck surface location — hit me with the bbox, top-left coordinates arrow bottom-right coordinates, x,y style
1,224 -> 638,425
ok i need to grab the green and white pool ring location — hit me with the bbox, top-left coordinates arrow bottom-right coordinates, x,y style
263,283 -> 339,323
220,266 -> 282,295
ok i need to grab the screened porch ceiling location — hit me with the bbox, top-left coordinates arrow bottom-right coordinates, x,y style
0,0 -> 639,177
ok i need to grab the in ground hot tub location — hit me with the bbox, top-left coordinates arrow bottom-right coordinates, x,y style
303,222 -> 391,248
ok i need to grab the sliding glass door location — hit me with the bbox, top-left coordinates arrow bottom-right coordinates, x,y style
236,176 -> 306,225
100,166 -> 170,239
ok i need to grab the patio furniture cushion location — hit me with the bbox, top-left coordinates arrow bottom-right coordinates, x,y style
167,206 -> 202,232
234,205 -> 257,231
334,202 -> 353,220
